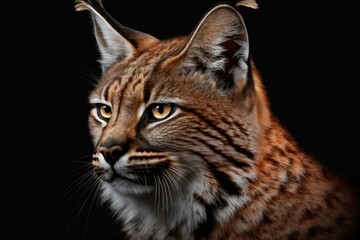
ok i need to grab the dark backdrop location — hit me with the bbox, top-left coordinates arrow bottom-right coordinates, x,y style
9,0 -> 359,239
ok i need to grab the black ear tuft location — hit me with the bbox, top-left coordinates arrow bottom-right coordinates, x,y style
75,0 -> 159,73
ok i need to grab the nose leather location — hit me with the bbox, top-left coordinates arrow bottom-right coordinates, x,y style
100,145 -> 123,166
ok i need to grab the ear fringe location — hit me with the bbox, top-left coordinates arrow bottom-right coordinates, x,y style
235,0 -> 259,9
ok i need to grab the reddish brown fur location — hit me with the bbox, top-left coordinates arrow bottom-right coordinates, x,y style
76,1 -> 359,239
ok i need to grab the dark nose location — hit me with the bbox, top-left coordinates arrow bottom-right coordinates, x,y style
100,145 -> 123,165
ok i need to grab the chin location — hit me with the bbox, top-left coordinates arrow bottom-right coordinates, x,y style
101,178 -> 155,197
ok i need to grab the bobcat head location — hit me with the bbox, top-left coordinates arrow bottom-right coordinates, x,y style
75,0 -> 264,199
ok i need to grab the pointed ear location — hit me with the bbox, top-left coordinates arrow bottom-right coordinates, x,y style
173,4 -> 251,92
75,0 -> 159,73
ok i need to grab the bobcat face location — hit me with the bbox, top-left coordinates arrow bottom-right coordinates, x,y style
88,43 -> 198,195
89,41 -> 256,196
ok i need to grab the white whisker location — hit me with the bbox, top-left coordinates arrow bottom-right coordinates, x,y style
161,172 -> 171,212
83,180 -> 102,240
62,175 -> 100,239
46,165 -> 94,222
166,167 -> 184,200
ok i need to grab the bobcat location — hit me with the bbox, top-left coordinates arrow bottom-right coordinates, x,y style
75,0 -> 359,239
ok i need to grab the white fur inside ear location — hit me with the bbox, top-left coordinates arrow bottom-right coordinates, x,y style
93,14 -> 134,72
234,39 -> 249,62
233,60 -> 248,87
76,0 -> 135,72
178,5 -> 250,81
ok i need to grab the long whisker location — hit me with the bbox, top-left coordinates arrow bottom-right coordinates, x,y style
62,174 -> 100,239
74,70 -> 98,88
83,179 -> 102,240
156,175 -> 162,212
170,163 -> 193,186
166,167 -> 184,200
161,171 -> 173,213
46,164 -> 94,223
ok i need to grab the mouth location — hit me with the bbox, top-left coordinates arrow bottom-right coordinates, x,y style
97,166 -> 168,188
109,172 -> 134,182
97,168 -> 159,196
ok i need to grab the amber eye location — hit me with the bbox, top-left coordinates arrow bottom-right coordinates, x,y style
151,103 -> 172,120
96,104 -> 112,120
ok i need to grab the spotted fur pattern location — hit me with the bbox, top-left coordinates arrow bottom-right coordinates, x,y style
75,0 -> 359,239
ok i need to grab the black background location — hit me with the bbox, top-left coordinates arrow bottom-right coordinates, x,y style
9,0 -> 359,239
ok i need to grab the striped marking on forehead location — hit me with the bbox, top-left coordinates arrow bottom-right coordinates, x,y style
102,65 -> 148,103
140,38 -> 188,103
102,39 -> 186,104
103,79 -> 121,102
103,55 -> 162,124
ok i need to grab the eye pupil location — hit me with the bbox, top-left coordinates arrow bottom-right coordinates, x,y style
103,106 -> 110,113
155,105 -> 164,114
151,103 -> 173,120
